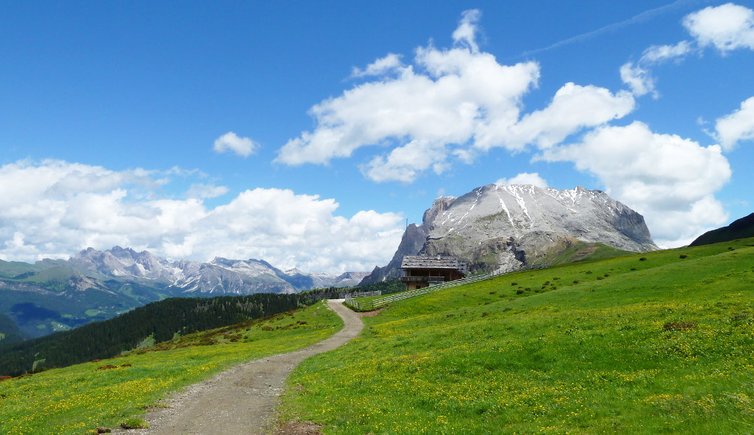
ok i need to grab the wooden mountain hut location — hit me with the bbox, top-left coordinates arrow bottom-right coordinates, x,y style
400,255 -> 467,290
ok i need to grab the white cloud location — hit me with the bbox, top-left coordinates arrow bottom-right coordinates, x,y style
495,172 -> 549,188
715,96 -> 754,150
620,62 -> 655,97
641,40 -> 692,62
481,82 -> 635,150
541,122 -> 731,246
683,3 -> 754,52
351,53 -> 403,77
452,9 -> 482,53
277,11 -> 635,183
186,183 -> 229,199
276,50 -> 541,181
213,131 -> 259,157
622,3 -> 754,97
620,41 -> 691,98
0,160 -> 404,273
361,139 -> 448,184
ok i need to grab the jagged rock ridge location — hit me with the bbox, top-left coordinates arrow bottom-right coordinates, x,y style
70,247 -> 368,294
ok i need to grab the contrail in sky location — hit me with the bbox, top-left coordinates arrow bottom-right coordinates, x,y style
515,0 -> 710,58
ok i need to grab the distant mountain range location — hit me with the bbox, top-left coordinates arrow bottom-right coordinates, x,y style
362,184 -> 657,284
70,246 -> 367,294
0,247 -> 367,340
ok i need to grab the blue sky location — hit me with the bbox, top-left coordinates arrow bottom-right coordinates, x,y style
1,1 -> 752,272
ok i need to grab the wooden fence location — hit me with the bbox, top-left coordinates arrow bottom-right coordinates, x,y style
344,271 -> 501,311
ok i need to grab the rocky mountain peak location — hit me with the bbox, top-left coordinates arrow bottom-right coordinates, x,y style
362,183 -> 657,284
423,196 -> 455,228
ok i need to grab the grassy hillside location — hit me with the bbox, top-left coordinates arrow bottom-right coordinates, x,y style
0,300 -> 341,434
280,238 -> 754,433
529,240 -> 630,267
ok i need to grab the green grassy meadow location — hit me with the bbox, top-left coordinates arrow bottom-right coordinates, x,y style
0,301 -> 342,434
280,239 -> 754,433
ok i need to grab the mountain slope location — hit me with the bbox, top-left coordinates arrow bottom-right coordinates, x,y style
281,237 -> 754,433
690,212 -> 754,246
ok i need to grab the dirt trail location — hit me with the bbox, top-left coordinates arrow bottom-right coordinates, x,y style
135,300 -> 363,435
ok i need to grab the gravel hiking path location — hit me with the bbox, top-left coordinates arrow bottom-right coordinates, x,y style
129,300 -> 363,435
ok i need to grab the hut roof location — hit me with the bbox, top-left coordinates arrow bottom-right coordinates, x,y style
401,255 -> 465,270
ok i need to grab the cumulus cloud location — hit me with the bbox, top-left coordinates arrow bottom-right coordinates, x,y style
213,131 -> 259,157
278,11 -> 634,183
277,48 -> 540,171
362,139 -> 448,184
683,3 -> 754,52
495,172 -> 549,188
541,122 -> 731,246
0,160 -> 404,273
485,83 -> 635,150
715,96 -> 754,150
